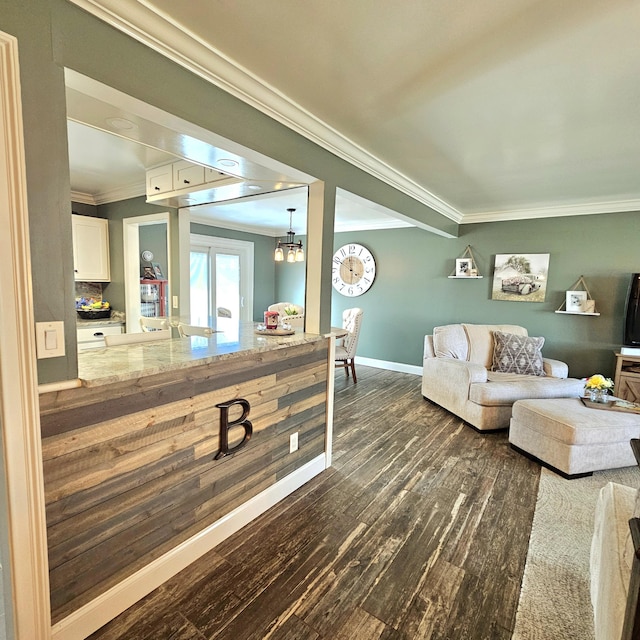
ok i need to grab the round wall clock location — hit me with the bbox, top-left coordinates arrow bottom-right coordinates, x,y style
332,243 -> 376,297
141,250 -> 154,262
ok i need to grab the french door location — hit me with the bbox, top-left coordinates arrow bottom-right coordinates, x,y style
189,235 -> 254,327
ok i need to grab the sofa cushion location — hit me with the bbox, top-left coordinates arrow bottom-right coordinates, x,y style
491,330 -> 545,376
469,374 -> 583,406
462,324 -> 527,367
432,324 -> 469,360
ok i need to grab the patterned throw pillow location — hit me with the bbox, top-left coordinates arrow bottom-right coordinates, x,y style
491,330 -> 546,376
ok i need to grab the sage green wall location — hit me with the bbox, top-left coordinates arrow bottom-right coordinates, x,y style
1,0 -> 456,383
275,237 -> 307,309
3,1 -> 78,382
139,225 -> 168,279
331,210 -> 640,379
191,223 -> 276,321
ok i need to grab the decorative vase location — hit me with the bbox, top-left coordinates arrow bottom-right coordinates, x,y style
589,388 -> 609,403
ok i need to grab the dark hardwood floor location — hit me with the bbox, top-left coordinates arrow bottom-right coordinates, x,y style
88,366 -> 541,640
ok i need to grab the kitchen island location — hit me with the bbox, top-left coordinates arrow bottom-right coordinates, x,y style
40,323 -> 332,638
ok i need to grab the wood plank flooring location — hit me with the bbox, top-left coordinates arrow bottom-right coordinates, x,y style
88,366 -> 541,640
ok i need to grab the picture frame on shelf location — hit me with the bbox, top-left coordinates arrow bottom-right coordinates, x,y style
151,262 -> 164,279
566,290 -> 587,313
456,258 -> 471,277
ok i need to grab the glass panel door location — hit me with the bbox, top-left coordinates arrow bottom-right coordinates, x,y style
215,252 -> 240,322
189,247 -> 210,326
189,235 -> 254,329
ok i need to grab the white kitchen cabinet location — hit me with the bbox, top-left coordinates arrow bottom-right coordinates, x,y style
205,167 -> 237,184
145,160 -> 242,206
173,160 -> 205,190
72,214 -> 111,282
77,324 -> 123,350
146,164 -> 174,196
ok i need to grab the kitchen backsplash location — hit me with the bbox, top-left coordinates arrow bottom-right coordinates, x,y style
75,282 -> 103,303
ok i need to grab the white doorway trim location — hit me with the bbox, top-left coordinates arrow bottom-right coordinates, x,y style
123,212 -> 171,333
0,31 -> 52,639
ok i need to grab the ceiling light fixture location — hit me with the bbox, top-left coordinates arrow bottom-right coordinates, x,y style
105,117 -> 136,131
274,208 -> 304,263
218,158 -> 238,167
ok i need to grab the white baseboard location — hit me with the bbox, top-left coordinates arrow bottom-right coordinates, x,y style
357,356 -> 422,376
51,454 -> 327,640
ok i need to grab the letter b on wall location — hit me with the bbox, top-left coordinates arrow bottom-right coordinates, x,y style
215,398 -> 253,460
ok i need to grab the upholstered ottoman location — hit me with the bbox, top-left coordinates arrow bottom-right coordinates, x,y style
509,398 -> 640,478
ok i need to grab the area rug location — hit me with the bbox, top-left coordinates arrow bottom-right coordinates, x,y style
512,465 -> 640,640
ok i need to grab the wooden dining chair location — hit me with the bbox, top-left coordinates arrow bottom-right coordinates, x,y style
177,323 -> 216,338
139,316 -> 170,332
335,308 -> 364,383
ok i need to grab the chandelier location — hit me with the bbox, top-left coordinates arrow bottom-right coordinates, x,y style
274,208 -> 304,263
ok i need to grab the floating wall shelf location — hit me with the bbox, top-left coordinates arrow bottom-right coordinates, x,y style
448,245 -> 483,279
555,275 -> 600,316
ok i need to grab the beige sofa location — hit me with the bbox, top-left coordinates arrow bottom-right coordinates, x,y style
422,323 -> 584,431
591,480 -> 639,640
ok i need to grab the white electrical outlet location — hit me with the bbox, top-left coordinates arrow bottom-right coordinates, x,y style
172,295 -> 179,309
289,432 -> 299,453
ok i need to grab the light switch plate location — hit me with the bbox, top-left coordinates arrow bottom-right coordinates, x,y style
35,321 -> 65,358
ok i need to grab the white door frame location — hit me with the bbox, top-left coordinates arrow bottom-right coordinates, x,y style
189,234 -> 254,322
0,31 -> 52,639
123,212 -> 171,333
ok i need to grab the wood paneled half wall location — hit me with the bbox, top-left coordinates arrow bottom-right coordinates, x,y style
39,339 -> 329,623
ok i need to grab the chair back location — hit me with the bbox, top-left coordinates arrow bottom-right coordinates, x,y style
140,316 -> 169,332
105,329 -> 171,346
340,308 -> 363,358
177,323 -> 216,338
268,302 -> 304,317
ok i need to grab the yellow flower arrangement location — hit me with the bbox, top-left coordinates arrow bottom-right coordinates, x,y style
584,374 -> 614,391
283,305 -> 299,316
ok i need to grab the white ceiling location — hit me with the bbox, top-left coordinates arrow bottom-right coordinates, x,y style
69,0 -> 640,229
67,95 -> 412,236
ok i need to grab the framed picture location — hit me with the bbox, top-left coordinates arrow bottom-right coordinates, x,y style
491,253 -> 550,302
456,258 -> 471,277
566,290 -> 587,312
151,262 -> 163,279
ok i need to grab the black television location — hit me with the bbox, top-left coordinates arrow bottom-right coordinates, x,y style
624,273 -> 640,346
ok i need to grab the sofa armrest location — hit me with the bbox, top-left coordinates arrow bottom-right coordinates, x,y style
543,358 -> 569,378
424,335 -> 435,359
423,357 -> 488,386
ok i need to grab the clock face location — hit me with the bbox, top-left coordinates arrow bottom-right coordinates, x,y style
332,243 -> 376,297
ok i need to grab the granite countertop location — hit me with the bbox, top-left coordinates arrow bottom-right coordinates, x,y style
77,322 -> 324,388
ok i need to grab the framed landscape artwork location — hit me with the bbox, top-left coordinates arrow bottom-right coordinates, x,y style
491,253 -> 550,303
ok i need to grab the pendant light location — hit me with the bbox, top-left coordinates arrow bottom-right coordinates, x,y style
274,208 -> 304,263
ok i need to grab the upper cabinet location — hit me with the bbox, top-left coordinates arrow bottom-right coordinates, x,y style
145,160 -> 242,206
72,214 -> 111,282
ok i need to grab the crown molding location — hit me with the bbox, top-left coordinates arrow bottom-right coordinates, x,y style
70,191 -> 96,205
461,198 -> 640,224
335,218 -> 413,233
189,212 -> 414,236
71,182 -> 145,207
189,214 -> 274,237
68,1 -> 462,223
